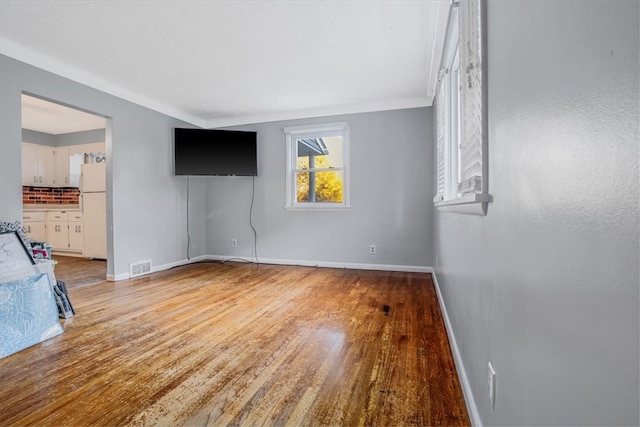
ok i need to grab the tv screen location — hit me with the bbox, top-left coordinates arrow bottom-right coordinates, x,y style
174,128 -> 257,176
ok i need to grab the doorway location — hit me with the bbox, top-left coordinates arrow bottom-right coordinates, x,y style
21,93 -> 110,287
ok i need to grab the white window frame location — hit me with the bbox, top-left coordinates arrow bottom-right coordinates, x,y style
434,0 -> 491,215
284,122 -> 350,210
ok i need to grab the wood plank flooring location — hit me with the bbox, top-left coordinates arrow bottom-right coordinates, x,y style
0,262 -> 469,426
52,255 -> 107,289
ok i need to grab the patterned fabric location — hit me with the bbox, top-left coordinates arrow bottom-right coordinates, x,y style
0,273 -> 64,359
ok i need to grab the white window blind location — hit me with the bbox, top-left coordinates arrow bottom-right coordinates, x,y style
433,0 -> 490,215
434,79 -> 446,203
458,0 -> 483,194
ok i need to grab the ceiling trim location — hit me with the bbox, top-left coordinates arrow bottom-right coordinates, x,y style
205,96 -> 433,129
0,37 -> 207,128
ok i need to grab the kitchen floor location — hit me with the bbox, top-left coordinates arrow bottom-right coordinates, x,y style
52,255 -> 106,289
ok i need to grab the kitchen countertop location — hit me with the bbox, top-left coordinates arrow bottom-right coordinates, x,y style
23,205 -> 81,212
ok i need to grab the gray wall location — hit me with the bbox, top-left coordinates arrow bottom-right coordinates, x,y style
22,128 -> 105,147
207,108 -> 434,268
22,129 -> 55,146
56,128 -> 106,146
1,54 -> 206,278
434,1 -> 639,425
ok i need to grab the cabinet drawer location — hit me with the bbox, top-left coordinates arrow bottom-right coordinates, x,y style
23,212 -> 46,222
69,212 -> 83,222
47,211 -> 68,221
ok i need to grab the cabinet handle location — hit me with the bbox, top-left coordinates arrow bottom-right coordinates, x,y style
33,176 -> 37,183
65,177 -> 68,184
39,176 -> 42,183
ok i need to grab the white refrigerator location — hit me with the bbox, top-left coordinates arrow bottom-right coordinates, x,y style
81,163 -> 107,259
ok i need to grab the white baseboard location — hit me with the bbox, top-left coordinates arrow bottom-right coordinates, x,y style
109,255 -> 209,281
206,254 -> 432,273
112,254 -> 430,278
150,255 -> 209,274
430,270 -> 482,427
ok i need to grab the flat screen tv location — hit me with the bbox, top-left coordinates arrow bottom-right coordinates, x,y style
174,128 -> 257,176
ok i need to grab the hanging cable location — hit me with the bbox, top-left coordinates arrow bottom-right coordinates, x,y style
250,175 -> 259,264
186,175 -> 191,261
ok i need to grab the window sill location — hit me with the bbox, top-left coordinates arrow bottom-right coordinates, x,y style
285,204 -> 351,212
434,193 -> 492,216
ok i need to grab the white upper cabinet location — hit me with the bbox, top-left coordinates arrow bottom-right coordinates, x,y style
22,141 -> 106,188
54,147 -> 70,187
21,143 -> 38,185
22,143 -> 54,186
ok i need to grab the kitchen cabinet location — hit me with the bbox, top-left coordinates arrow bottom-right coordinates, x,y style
22,143 -> 54,186
22,211 -> 47,242
47,211 -> 68,251
53,147 -> 70,187
68,212 -> 83,251
22,142 -> 106,188
21,143 -> 37,184
46,211 -> 83,253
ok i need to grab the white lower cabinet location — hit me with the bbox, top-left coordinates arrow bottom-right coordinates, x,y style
46,211 -> 83,253
68,213 -> 83,252
22,211 -> 47,242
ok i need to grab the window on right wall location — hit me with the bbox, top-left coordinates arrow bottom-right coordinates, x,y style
433,0 -> 491,215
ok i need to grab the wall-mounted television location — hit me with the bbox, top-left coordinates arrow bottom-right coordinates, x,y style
174,128 -> 257,176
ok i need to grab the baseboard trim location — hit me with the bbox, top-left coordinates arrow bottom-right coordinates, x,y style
206,255 -> 432,273
110,255 -> 209,281
112,255 -> 430,278
431,270 -> 482,426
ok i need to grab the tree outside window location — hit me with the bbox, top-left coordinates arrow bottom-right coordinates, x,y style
285,122 -> 350,210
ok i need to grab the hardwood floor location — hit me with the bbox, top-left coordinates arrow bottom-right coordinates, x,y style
52,255 -> 107,289
0,262 -> 469,426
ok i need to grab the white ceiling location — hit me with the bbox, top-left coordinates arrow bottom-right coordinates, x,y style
22,94 -> 107,135
1,1 -> 449,129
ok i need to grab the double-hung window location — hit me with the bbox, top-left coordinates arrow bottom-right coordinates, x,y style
434,0 -> 491,215
284,122 -> 350,210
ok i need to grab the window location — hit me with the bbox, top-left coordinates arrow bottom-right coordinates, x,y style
285,122 -> 350,210
434,0 -> 491,215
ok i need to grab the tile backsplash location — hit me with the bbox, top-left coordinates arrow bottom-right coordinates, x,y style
23,186 -> 80,205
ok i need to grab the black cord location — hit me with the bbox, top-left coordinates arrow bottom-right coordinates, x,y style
186,175 -> 191,261
250,175 -> 259,264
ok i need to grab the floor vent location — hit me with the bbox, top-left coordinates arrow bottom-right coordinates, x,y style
130,260 -> 152,278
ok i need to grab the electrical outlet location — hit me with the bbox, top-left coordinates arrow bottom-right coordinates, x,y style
232,239 -> 238,247
370,245 -> 376,254
488,361 -> 496,411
